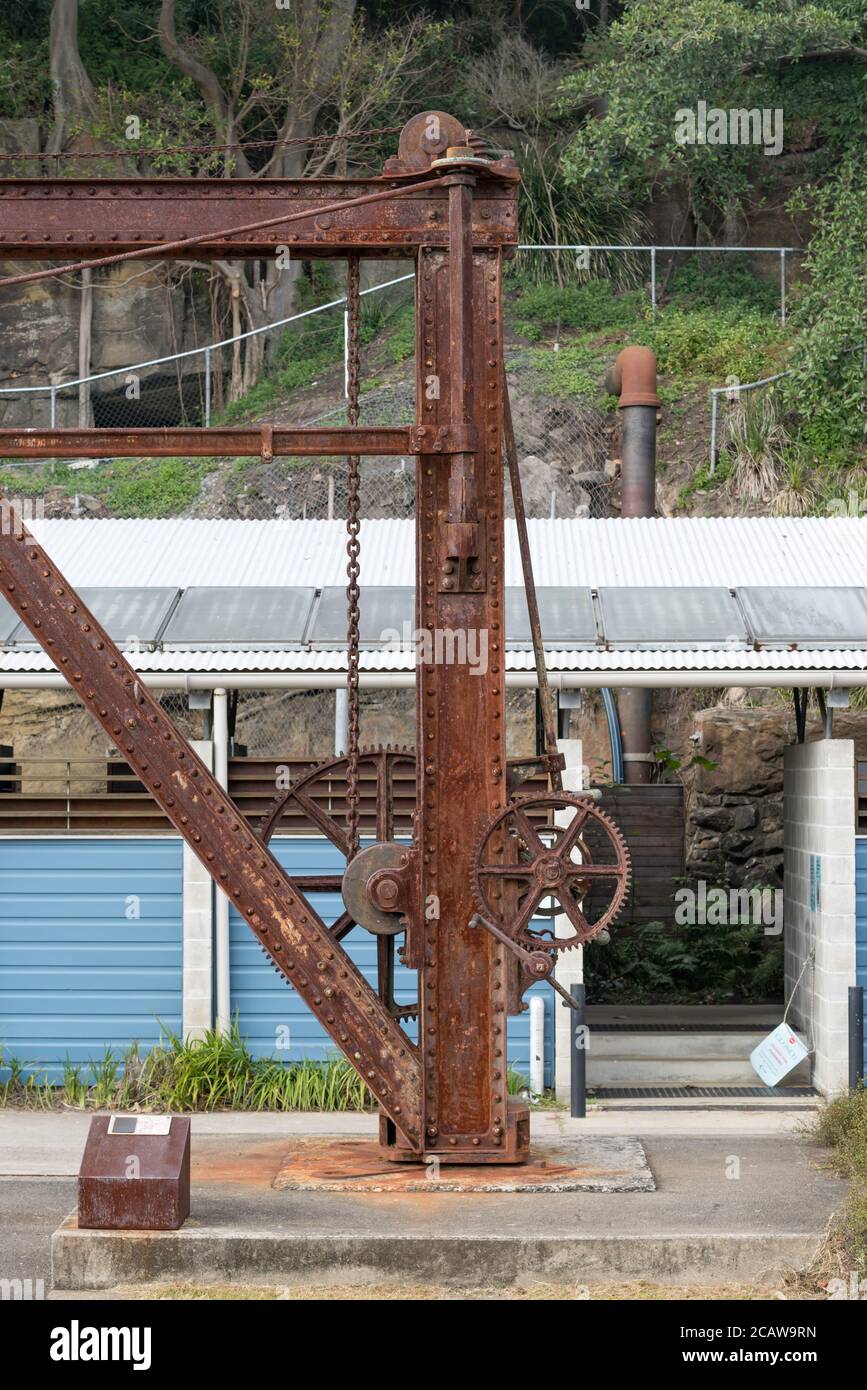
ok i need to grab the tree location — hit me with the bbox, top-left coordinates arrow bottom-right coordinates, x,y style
47,0 -> 95,154
559,0 -> 867,240
154,0 -> 451,393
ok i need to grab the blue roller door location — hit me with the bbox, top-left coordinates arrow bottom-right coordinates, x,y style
857,838 -> 867,1075
0,838 -> 183,1082
230,837 -> 554,1085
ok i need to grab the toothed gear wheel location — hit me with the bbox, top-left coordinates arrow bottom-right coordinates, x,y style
255,746 -> 417,1000
257,746 -> 415,849
471,793 -> 630,951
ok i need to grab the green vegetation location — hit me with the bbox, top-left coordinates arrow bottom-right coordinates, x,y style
783,159 -> 867,459
0,1023 -> 375,1112
0,456 -> 217,519
815,1086 -> 867,1274
512,279 -> 645,340
584,915 -> 784,1005
0,1023 -> 534,1111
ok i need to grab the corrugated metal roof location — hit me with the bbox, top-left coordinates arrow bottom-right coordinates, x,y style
3,517 -> 863,681
26,516 -> 867,588
1,646 -> 865,676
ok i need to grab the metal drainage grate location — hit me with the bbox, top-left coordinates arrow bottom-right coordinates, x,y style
592,1024 -> 770,1034
591,1086 -> 818,1099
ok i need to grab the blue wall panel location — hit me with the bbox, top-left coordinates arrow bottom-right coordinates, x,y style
0,838 -> 183,1082
231,837 -> 554,1085
856,838 -> 867,1074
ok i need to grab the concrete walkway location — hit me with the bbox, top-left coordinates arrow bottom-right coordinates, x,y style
0,1108 -> 846,1292
0,1106 -> 817,1177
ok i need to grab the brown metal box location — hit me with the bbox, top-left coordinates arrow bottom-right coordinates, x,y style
78,1115 -> 191,1230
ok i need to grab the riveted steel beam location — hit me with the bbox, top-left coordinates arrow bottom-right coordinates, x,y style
0,178 -> 518,260
0,427 -> 415,460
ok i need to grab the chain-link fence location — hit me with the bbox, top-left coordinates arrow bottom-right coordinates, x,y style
0,243 -> 803,522
0,683 -> 545,784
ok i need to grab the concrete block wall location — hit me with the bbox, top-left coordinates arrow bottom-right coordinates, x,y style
784,739 -> 856,1095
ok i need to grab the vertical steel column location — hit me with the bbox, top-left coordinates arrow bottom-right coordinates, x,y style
408,172 -> 529,1163
850,986 -> 865,1090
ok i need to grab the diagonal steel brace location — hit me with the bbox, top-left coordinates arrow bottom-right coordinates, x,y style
0,509 -> 423,1145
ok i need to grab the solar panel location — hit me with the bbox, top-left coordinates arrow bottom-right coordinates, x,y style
8,587 -> 180,649
308,587 -> 415,647
0,596 -> 19,645
506,587 -> 597,646
161,586 -> 315,649
597,587 -> 748,648
737,587 -> 867,647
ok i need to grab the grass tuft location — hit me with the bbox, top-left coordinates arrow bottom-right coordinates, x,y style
1,1022 -> 375,1113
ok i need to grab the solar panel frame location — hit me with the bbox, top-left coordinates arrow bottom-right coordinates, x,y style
308,586 -> 415,648
161,586 -> 316,650
505,586 -> 598,647
736,586 -> 867,648
596,586 -> 750,649
0,596 -> 20,645
7,587 -> 181,649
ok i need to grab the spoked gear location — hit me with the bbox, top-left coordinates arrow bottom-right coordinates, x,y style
471,793 -> 631,951
256,747 -> 417,1013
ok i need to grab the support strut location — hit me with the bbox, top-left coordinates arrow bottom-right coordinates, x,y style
0,518 -> 423,1145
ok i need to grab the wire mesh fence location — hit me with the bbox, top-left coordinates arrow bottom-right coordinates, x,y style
0,243 -> 805,523
0,683 -> 543,779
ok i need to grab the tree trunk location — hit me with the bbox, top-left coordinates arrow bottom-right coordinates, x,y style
47,0 -> 96,155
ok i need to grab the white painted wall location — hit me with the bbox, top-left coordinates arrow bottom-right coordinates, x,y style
182,740 -> 214,1040
784,738 -> 857,1095
554,738 -> 583,1101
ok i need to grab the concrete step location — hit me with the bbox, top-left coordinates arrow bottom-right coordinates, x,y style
589,1031 -> 771,1059
585,1029 -> 810,1087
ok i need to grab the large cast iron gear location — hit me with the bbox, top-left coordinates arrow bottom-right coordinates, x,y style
256,747 -> 417,1016
471,792 -> 631,952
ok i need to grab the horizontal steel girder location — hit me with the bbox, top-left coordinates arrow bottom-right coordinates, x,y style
0,178 -> 518,260
0,427 -> 415,460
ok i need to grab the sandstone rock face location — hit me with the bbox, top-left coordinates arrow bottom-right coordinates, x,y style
0,263 -> 208,429
687,706 -> 867,890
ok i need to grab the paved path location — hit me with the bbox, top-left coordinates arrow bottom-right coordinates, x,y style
0,1110 -> 845,1292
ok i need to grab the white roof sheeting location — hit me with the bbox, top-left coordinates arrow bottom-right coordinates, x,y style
23,515 -> 867,589
2,516 -> 865,681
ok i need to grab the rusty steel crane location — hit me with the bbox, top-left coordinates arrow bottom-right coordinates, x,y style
0,113 -> 629,1165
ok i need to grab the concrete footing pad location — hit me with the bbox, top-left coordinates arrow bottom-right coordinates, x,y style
271,1136 -> 655,1193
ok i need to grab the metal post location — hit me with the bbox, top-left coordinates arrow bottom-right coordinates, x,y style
710,390 -> 719,473
50,386 -> 57,429
204,347 -> 211,427
650,247 -> 657,317
213,687 -> 230,1034
343,307 -> 350,400
334,685 -> 349,755
570,982 -> 587,1118
849,986 -> 864,1090
529,995 -> 545,1096
780,249 -> 787,325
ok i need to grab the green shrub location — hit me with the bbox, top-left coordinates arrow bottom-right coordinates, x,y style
638,305 -> 786,382
1,1022 -> 375,1112
584,915 -> 784,1004
512,279 -> 645,339
668,256 -> 781,314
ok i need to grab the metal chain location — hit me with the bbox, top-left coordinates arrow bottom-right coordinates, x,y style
345,254 -> 362,859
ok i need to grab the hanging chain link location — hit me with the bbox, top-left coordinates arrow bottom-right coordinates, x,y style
345,254 -> 362,859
